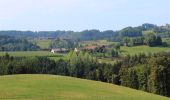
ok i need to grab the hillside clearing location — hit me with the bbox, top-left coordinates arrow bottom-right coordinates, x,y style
121,45 -> 170,56
34,40 -> 52,49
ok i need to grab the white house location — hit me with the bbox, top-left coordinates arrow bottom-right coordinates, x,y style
74,48 -> 79,52
51,48 -> 69,53
51,48 -> 61,53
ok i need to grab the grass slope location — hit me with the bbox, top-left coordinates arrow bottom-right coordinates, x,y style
0,74 -> 169,100
35,40 -> 52,49
121,45 -> 170,56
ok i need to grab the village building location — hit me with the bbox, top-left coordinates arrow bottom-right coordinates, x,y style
51,48 -> 69,53
74,48 -> 79,52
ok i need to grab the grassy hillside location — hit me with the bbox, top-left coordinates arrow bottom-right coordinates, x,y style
34,40 -> 52,49
0,74 -> 169,100
121,45 -> 170,56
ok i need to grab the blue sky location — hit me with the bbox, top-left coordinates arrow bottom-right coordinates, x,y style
0,0 -> 169,31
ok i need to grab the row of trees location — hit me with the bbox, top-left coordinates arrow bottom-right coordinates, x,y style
0,52 -> 121,82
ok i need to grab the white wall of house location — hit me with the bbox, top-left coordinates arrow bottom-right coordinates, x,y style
51,49 -> 55,53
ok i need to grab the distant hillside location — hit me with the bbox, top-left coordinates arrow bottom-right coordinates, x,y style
0,74 -> 169,100
0,23 -> 170,41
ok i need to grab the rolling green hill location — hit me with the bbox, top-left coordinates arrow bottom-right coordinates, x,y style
0,74 -> 169,100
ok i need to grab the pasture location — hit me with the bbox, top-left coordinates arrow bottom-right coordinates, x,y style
120,45 -> 170,56
34,39 -> 52,49
0,74 -> 169,100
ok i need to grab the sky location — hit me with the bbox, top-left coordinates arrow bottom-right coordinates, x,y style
0,0 -> 169,31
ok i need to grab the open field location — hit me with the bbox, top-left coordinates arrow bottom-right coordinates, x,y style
0,74 -> 169,100
0,51 -> 56,57
34,39 -> 52,49
120,45 -> 170,56
82,40 -> 118,46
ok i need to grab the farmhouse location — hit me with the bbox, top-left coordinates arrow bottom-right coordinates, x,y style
51,48 -> 69,53
74,48 -> 79,52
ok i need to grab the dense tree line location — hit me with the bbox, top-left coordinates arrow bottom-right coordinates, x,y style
1,51 -> 170,97
122,31 -> 163,47
119,52 -> 170,96
0,30 -> 117,41
0,52 -> 121,83
0,35 -> 40,51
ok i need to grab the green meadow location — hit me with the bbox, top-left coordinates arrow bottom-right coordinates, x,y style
0,74 -> 169,100
34,39 -> 52,49
120,45 -> 170,56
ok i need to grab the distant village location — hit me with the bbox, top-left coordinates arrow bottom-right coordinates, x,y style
51,45 -> 106,54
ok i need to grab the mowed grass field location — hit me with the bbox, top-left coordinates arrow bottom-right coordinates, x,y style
0,51 -> 56,57
120,45 -> 170,56
0,74 -> 169,100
